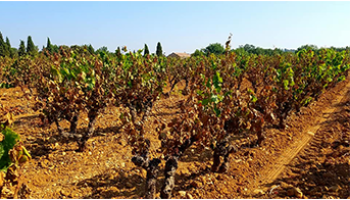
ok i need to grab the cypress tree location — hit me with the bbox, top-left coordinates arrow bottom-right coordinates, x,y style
26,36 -> 37,56
5,37 -> 13,58
10,48 -> 18,58
5,37 -> 11,51
87,44 -> 94,55
115,47 -> 121,57
46,37 -> 53,54
0,31 -> 7,57
18,40 -> 26,57
156,42 -> 163,57
144,44 -> 150,56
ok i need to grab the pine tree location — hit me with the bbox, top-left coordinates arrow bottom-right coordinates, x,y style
156,42 -> 163,57
46,37 -> 53,54
144,44 -> 150,56
26,36 -> 37,56
18,40 -> 26,57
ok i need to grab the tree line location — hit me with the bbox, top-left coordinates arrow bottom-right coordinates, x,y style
0,31 -> 164,58
192,43 -> 350,57
0,31 -> 349,59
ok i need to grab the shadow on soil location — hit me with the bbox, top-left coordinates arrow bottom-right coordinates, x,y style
27,125 -> 123,158
76,169 -> 144,199
264,160 -> 350,199
174,166 -> 212,190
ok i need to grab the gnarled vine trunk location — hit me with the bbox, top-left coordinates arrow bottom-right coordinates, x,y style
132,155 -> 161,199
211,137 -> 237,173
161,136 -> 196,199
78,111 -> 98,152
161,156 -> 178,199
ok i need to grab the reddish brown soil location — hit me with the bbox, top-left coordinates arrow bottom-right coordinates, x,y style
0,76 -> 349,199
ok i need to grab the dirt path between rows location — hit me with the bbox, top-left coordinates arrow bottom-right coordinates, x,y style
259,87 -> 350,199
258,80 -> 350,190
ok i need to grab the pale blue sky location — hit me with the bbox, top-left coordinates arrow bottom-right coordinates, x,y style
0,1 -> 349,55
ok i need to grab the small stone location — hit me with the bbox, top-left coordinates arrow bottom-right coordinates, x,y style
121,162 -> 126,168
186,193 -> 193,199
60,190 -> 68,196
253,189 -> 265,195
296,189 -> 303,198
287,187 -> 303,198
178,191 -> 186,197
281,182 -> 291,189
26,136 -> 35,141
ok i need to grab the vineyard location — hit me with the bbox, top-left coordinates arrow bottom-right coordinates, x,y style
0,40 -> 349,199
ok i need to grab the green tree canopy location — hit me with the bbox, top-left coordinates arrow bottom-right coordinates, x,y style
5,37 -> 15,58
144,44 -> 150,56
0,32 -> 10,57
156,42 -> 163,57
18,40 -> 26,57
242,44 -> 256,54
5,37 -> 11,51
87,44 -> 95,55
191,49 -> 204,57
203,43 -> 225,55
10,48 -> 18,58
26,36 -> 37,56
297,44 -> 318,52
46,37 -> 53,54
115,46 -> 122,57
96,46 -> 108,53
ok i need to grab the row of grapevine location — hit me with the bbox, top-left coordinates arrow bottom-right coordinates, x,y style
0,43 -> 349,198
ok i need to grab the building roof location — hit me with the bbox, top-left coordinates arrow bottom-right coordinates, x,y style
168,52 -> 191,58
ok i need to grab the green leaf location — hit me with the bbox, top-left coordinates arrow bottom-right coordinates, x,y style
214,107 -> 221,116
283,80 -> 289,90
251,95 -> 258,103
337,75 -> 346,82
211,95 -> 219,104
213,71 -> 223,90
202,98 -> 210,106
0,127 -> 20,171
